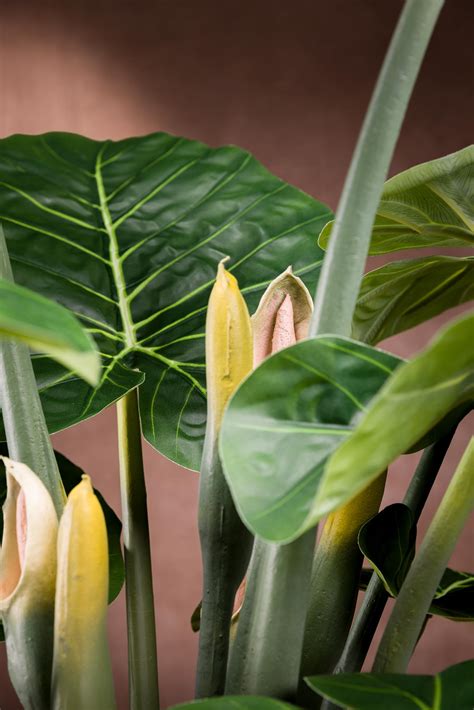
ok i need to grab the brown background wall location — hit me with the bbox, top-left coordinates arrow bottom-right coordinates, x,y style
0,0 -> 473,707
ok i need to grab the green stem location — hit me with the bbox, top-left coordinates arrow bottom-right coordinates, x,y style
309,0 -> 445,338
117,389 -> 159,710
0,224 -> 65,515
226,0 -> 445,700
320,430 -> 455,710
373,437 -> 474,673
226,533 -> 315,699
299,475 -> 386,708
196,432 -> 253,697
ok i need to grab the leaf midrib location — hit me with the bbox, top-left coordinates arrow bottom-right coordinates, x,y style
95,144 -> 135,348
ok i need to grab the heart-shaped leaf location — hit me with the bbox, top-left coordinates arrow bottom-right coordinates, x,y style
306,660 -> 474,710
221,314 -> 473,543
220,336 -> 402,542
0,132 -> 331,470
0,446 -> 124,604
0,276 -> 100,385
353,256 -> 474,344
171,697 -> 299,709
319,145 -> 474,253
358,504 -> 416,596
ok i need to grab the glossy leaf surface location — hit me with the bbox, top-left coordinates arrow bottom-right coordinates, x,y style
0,132 -> 331,470
0,277 -> 100,385
353,256 -> 474,344
358,504 -> 416,596
220,336 -> 401,542
0,446 -> 124,603
319,146 -> 474,253
306,660 -> 474,710
221,314 -> 473,542
315,313 -> 474,521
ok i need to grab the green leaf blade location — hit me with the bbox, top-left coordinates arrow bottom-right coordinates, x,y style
353,256 -> 474,344
319,146 -> 474,254
0,278 -> 100,385
220,336 -> 401,542
0,131 -> 331,470
305,660 -> 474,710
315,313 -> 474,520
358,504 -> 416,596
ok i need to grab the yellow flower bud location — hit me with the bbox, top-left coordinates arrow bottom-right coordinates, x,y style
205,260 -> 253,433
0,457 -> 58,710
52,475 -> 115,710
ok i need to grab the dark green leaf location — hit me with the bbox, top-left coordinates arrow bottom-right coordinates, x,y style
171,697 -> 299,709
0,445 -> 124,604
358,504 -> 416,596
220,336 -> 401,542
306,660 -> 474,710
0,277 -> 100,385
190,601 -> 201,633
353,256 -> 474,344
0,132 -> 331,470
359,566 -> 474,622
319,146 -> 474,254
431,570 -> 474,621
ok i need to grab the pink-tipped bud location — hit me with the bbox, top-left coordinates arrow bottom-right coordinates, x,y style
252,266 -> 313,366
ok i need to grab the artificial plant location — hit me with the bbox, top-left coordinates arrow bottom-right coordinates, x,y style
0,0 -> 473,708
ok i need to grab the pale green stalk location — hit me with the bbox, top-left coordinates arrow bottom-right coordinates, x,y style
117,389 -> 159,710
226,0 -> 445,699
373,438 -> 474,673
0,224 -> 65,515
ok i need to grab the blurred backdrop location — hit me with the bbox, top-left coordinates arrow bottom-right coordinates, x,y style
0,0 -> 473,707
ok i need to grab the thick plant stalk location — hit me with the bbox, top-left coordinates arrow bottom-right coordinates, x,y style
299,474 -> 386,698
309,0 -> 445,339
373,437 -> 474,673
196,262 -> 254,697
52,476 -> 116,709
320,431 -> 455,710
0,225 -> 65,515
226,0 -> 445,701
117,389 -> 159,710
226,532 -> 315,698
0,458 -> 58,710
225,269 -> 313,698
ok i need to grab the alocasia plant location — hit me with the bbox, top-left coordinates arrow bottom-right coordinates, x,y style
1,0 -> 474,709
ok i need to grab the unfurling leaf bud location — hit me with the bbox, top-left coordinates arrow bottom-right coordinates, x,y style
205,260 -> 253,433
52,475 -> 116,710
252,266 -> 313,366
0,457 -> 58,710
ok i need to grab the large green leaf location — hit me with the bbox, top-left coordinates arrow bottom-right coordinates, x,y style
353,256 -> 474,344
358,504 -> 416,596
221,314 -> 473,543
319,145 -> 474,253
219,336 -> 402,542
0,276 -> 100,385
0,447 -> 124,604
0,132 -> 331,470
314,313 -> 474,520
172,698 -> 299,709
306,660 -> 474,710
